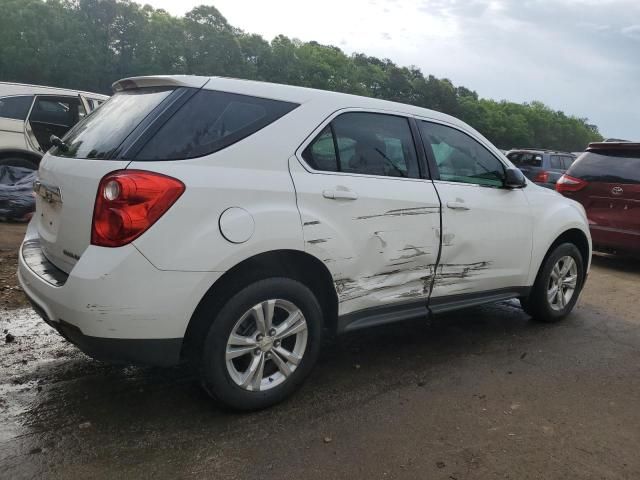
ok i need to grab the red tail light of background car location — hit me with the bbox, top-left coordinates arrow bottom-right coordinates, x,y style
556,174 -> 589,194
91,170 -> 185,247
533,170 -> 550,183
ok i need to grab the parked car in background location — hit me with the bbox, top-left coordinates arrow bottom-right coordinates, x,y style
18,75 -> 591,410
557,142 -> 640,255
0,82 -> 108,170
506,149 -> 576,188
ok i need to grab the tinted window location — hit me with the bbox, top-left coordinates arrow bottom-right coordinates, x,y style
568,151 -> 640,184
550,155 -> 562,169
420,122 -> 505,187
30,96 -> 83,127
303,112 -> 420,178
135,90 -> 298,160
0,95 -> 33,120
52,88 -> 173,159
562,156 -> 575,169
507,151 -> 543,167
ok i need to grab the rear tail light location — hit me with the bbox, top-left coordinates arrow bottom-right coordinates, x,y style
534,170 -> 550,183
556,174 -> 588,194
91,170 -> 185,247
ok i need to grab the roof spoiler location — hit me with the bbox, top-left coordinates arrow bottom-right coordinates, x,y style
587,142 -> 640,156
111,75 -> 209,92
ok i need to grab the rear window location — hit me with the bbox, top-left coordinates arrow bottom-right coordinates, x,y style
52,88 -> 174,159
0,95 -> 33,120
134,90 -> 298,160
568,151 -> 640,184
507,151 -> 542,167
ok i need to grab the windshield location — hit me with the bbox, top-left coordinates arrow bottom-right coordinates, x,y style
51,88 -> 173,159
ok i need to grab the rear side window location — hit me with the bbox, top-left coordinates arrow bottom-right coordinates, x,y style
302,112 -> 420,178
568,151 -> 640,184
507,151 -> 543,167
562,156 -> 575,169
30,96 -> 85,127
0,95 -> 33,120
550,155 -> 562,169
134,90 -> 298,160
52,88 -> 174,159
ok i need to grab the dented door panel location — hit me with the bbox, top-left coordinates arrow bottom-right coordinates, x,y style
430,181 -> 533,297
289,157 -> 441,316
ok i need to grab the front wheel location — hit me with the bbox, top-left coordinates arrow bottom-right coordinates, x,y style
522,243 -> 585,322
199,278 -> 323,411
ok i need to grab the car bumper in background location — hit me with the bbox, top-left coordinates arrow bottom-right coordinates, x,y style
591,225 -> 640,254
17,222 -> 221,366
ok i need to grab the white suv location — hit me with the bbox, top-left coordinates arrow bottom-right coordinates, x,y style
18,75 -> 591,410
0,82 -> 108,169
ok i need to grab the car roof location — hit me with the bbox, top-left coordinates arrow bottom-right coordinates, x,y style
507,148 -> 575,156
112,75 -> 484,139
0,81 -> 109,99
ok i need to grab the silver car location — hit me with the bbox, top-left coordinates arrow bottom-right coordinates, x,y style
0,82 -> 108,169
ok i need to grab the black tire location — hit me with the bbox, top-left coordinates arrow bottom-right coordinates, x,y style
200,277 -> 323,411
0,157 -> 38,170
521,242 -> 585,323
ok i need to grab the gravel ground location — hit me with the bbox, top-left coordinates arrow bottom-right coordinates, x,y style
1,223 -> 639,479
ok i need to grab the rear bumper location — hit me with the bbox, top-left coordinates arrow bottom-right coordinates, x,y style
18,221 -> 221,366
590,225 -> 640,254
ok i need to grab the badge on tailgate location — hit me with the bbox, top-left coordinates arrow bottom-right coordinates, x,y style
33,180 -> 63,204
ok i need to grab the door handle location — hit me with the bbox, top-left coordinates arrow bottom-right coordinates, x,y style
323,189 -> 358,200
446,201 -> 469,211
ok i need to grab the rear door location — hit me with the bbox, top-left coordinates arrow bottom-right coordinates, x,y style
290,111 -> 441,316
27,95 -> 86,152
418,120 -> 533,300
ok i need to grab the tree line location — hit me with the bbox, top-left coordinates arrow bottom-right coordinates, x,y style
0,0 -> 603,151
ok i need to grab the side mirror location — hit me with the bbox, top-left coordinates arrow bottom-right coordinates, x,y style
504,167 -> 527,189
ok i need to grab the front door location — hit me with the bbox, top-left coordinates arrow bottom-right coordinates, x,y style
417,119 -> 534,300
290,111 -> 441,316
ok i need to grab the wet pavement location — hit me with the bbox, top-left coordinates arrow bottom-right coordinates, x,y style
1,252 -> 640,479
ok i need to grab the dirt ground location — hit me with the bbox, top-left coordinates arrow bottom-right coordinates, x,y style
0,224 -> 29,309
1,223 -> 640,479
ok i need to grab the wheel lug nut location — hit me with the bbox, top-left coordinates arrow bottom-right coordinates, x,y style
254,348 -> 261,356
265,353 -> 271,359
274,341 -> 280,347
268,329 -> 276,336
256,334 -> 263,341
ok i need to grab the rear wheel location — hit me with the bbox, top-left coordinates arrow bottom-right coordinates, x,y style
199,277 -> 323,410
521,243 -> 585,322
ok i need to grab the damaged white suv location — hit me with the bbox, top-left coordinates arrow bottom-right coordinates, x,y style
19,76 -> 591,410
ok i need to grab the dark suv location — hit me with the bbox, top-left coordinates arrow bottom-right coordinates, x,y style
557,142 -> 640,255
506,149 -> 576,188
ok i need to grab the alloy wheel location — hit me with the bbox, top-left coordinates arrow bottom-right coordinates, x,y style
225,299 -> 308,391
547,256 -> 578,311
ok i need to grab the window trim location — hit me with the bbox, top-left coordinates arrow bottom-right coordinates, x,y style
415,117 -> 511,189
295,107 -> 431,181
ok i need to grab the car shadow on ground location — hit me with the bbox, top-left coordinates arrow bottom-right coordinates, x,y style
591,252 -> 640,274
2,299 -> 555,446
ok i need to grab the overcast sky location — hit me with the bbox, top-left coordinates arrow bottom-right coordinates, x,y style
143,0 -> 639,139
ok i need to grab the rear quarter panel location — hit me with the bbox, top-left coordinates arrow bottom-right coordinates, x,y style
128,102 -> 331,272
